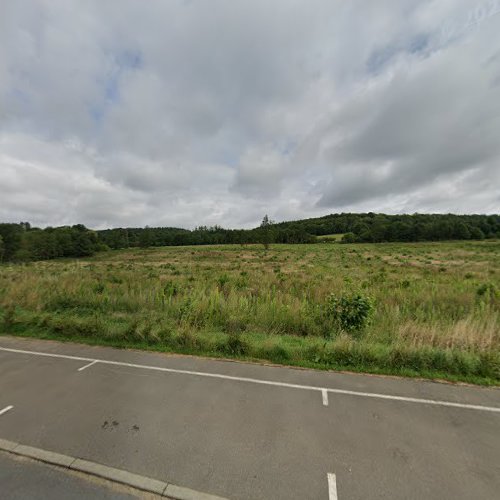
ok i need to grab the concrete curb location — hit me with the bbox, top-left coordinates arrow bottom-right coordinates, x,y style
14,444 -> 76,468
70,458 -> 168,495
0,438 -> 228,500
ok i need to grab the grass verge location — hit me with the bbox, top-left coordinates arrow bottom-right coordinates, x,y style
1,309 -> 498,386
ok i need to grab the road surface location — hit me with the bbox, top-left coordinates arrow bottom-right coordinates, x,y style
0,335 -> 499,499
0,450 -> 160,499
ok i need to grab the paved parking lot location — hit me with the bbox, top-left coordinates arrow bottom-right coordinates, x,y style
0,450 -> 156,500
1,335 -> 499,499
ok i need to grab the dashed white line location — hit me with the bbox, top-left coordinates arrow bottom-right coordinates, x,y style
78,360 -> 98,372
328,473 -> 338,500
322,389 -> 329,406
0,405 -> 14,416
1,346 -> 500,413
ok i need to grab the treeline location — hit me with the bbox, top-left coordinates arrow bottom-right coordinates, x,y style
0,223 -> 102,262
98,223 -> 315,250
0,220 -> 314,261
0,213 -> 499,262
273,213 -> 500,243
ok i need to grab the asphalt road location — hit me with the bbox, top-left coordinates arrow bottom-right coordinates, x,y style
0,450 -> 158,499
0,335 -> 499,500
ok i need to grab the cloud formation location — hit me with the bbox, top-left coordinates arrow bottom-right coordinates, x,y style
1,0 -> 499,228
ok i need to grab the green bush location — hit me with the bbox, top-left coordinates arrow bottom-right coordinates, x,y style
327,292 -> 374,334
341,232 -> 357,243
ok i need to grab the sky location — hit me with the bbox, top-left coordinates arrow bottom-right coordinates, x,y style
1,0 -> 499,229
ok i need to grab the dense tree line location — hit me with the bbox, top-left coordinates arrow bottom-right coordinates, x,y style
98,220 -> 315,250
272,213 -> 500,242
0,223 -> 101,262
0,213 -> 498,262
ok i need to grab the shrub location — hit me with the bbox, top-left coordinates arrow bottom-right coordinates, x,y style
341,232 -> 357,243
327,292 -> 374,334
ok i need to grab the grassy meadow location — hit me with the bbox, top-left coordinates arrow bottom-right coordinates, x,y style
1,240 -> 499,384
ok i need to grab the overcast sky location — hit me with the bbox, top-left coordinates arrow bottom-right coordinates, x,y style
1,0 -> 499,229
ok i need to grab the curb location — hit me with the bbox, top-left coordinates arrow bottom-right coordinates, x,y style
0,438 -> 228,500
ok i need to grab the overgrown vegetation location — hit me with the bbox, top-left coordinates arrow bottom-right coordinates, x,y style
1,241 -> 499,384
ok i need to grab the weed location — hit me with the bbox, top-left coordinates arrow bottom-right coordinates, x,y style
163,281 -> 179,298
2,305 -> 15,329
218,333 -> 249,355
477,282 -> 498,301
216,274 -> 230,290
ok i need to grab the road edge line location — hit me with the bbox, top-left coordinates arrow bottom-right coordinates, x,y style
2,345 -> 500,413
0,438 -> 228,499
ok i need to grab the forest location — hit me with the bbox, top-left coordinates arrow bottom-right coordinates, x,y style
0,213 -> 499,262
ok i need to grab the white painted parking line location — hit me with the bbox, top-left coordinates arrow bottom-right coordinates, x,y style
0,405 -> 14,416
328,473 -> 338,500
1,346 -> 500,413
0,347 -> 91,363
322,389 -> 329,406
78,360 -> 98,372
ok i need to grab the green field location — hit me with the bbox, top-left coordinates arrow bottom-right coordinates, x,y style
1,241 -> 499,384
316,234 -> 345,242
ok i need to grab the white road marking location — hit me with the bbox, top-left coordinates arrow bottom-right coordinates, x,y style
328,473 -> 338,500
1,346 -> 500,413
0,405 -> 14,416
77,360 -> 98,372
322,389 -> 329,406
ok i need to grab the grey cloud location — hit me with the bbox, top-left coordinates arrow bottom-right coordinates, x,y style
0,0 -> 498,229
316,18 -> 500,209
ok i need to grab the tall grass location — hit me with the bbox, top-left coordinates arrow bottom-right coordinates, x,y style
1,241 -> 499,383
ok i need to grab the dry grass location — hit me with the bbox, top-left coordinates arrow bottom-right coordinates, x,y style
1,240 -> 499,382
397,313 -> 499,351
